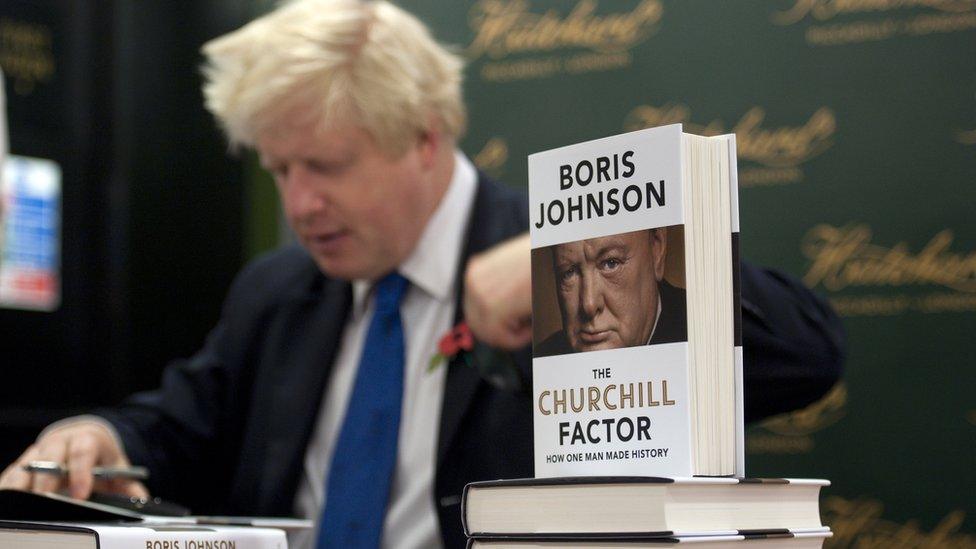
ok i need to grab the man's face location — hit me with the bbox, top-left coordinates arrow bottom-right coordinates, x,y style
257,111 -> 439,281
552,230 -> 667,352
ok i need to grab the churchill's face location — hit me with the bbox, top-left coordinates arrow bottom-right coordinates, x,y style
552,229 -> 668,352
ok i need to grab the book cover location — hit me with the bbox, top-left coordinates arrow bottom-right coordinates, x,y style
529,124 -> 741,478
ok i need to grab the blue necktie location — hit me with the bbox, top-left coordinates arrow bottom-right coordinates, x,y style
317,272 -> 409,549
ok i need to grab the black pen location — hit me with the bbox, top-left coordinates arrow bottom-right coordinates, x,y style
23,460 -> 149,480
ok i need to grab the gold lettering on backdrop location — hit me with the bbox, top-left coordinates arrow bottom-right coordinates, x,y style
772,0 -> 976,25
737,167 -> 803,186
823,496 -> 976,548
771,0 -> 976,44
480,56 -> 562,81
563,50 -> 631,73
829,294 -> 911,316
805,18 -> 901,44
624,102 -> 722,135
914,291 -> 976,312
745,434 -> 815,454
478,50 -> 634,81
968,410 -> 976,425
734,107 -> 836,167
802,224 -> 976,293
746,382 -> 846,455
0,18 -> 55,95
623,104 -> 835,186
959,129 -> 976,145
830,292 -> 976,315
467,0 -> 662,59
902,10 -> 976,33
762,383 -> 847,436
473,137 -> 510,175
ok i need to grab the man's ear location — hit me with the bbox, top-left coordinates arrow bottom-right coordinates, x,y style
417,114 -> 444,171
649,228 -> 668,281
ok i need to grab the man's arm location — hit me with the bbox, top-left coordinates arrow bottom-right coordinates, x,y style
95,318 -> 251,506
463,233 -> 532,349
739,262 -> 845,422
0,250 -> 293,507
92,250 -> 303,508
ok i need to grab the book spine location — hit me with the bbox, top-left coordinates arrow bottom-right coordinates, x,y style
461,483 -> 472,537
726,134 -> 744,479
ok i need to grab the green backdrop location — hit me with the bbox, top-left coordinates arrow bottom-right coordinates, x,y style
238,0 -> 976,545
394,1 -> 975,545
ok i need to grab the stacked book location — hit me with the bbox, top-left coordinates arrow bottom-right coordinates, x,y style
0,489 -> 308,548
0,521 -> 289,549
486,125 -> 833,548
461,476 -> 832,548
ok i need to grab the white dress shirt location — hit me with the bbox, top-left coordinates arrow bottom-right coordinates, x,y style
290,151 -> 478,549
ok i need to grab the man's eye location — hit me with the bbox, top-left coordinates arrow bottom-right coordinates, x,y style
599,258 -> 622,271
307,161 -> 335,175
559,266 -> 578,283
308,157 -> 352,176
269,165 -> 289,180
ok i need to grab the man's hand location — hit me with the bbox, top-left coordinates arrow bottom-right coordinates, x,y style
464,233 -> 533,350
0,420 -> 149,500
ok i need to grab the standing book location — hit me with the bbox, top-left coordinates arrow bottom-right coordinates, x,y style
529,124 -> 743,478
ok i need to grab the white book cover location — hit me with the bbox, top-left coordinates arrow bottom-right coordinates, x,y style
529,124 -> 742,478
88,523 -> 287,549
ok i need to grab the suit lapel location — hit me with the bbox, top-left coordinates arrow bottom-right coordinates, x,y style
437,173 -> 520,464
258,274 -> 352,513
437,343 -> 483,465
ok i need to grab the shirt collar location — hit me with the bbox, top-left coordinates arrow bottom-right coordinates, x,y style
645,293 -> 663,345
351,150 -> 478,314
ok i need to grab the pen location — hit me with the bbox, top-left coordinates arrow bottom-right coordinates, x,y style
23,460 -> 150,480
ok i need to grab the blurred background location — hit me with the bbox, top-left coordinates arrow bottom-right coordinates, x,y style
1,1 -> 973,546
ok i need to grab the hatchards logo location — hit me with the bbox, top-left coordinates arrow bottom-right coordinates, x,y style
467,0 -> 663,82
771,0 -> 976,46
824,496 -> 976,548
0,17 -> 55,95
746,382 -> 846,455
802,224 -> 976,316
623,103 -> 836,187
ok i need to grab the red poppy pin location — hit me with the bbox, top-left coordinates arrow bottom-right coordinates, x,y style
428,321 -> 475,372
428,321 -> 524,391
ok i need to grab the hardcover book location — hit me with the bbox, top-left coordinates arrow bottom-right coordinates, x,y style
467,530 -> 832,548
461,476 -> 828,538
529,124 -> 742,478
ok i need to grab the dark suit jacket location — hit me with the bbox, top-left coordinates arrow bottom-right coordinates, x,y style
534,280 -> 688,357
99,174 -> 844,549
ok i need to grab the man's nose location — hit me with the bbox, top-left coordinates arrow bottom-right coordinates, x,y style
283,166 -> 328,219
579,271 -> 603,320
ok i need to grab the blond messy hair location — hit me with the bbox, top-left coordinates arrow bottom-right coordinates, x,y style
201,0 -> 466,156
